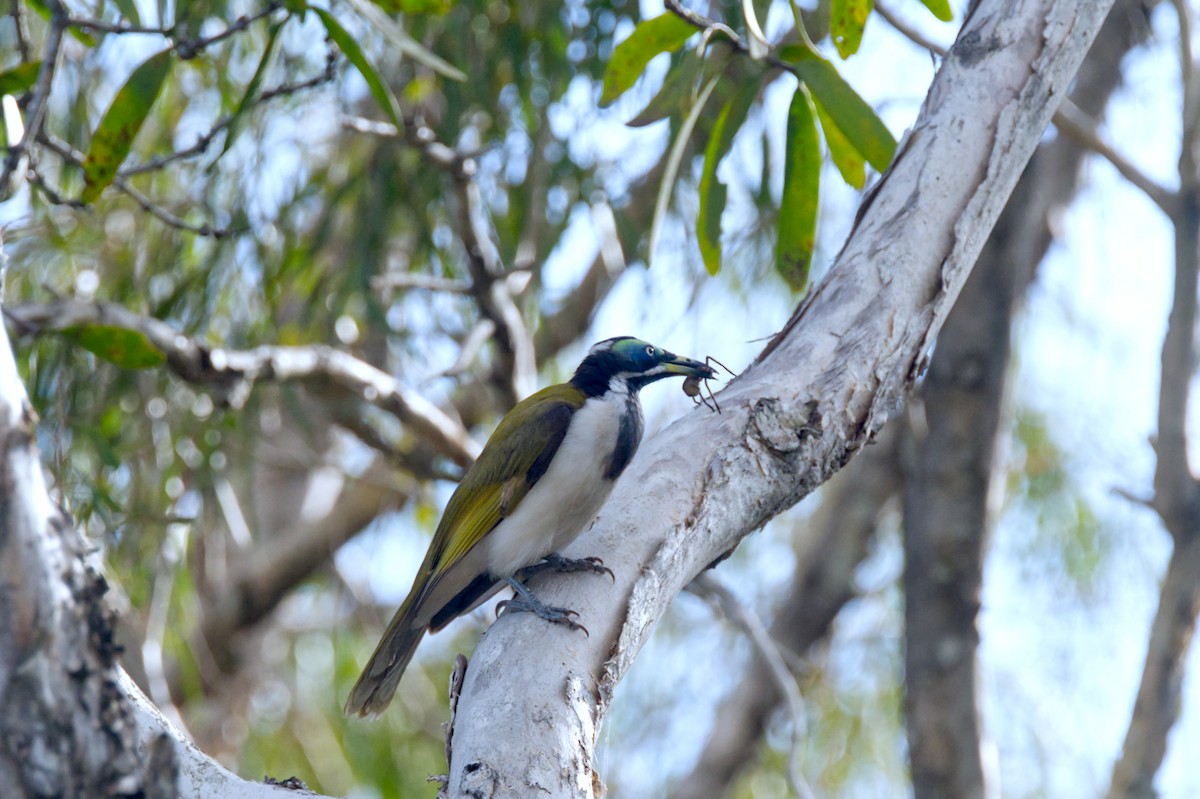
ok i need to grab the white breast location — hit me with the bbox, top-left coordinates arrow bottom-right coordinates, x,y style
484,390 -> 630,577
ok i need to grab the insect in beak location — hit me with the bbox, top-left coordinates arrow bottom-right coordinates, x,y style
683,356 -> 737,413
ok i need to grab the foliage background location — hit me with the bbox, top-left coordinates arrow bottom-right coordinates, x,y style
1,0 -> 1196,798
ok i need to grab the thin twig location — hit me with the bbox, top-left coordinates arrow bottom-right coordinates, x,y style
1052,101 -> 1176,215
688,574 -> 817,799
37,134 -> 236,237
173,2 -> 284,59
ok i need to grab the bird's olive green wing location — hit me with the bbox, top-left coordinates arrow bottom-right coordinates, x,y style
425,383 -> 584,577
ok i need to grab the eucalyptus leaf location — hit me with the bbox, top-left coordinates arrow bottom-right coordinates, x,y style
313,8 -> 402,127
0,62 -> 42,96
784,50 -> 896,172
777,86 -> 820,293
81,50 -> 173,203
698,83 -> 757,275
70,325 -> 167,370
600,12 -> 696,107
814,98 -> 866,188
918,0 -> 954,22
831,0 -> 873,59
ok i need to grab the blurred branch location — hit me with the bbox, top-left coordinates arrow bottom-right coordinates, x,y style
178,469 -> 406,695
879,0 -> 1173,215
0,0 -> 65,199
36,135 -> 236,237
687,575 -> 815,799
1108,18 -> 1200,783
123,51 -> 338,176
671,428 -> 900,799
4,299 -> 481,467
343,113 -> 537,402
1052,102 -> 1175,214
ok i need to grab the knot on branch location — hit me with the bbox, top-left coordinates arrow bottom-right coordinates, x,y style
750,398 -> 822,454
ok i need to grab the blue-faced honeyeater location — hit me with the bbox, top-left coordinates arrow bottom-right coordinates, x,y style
345,336 -> 715,717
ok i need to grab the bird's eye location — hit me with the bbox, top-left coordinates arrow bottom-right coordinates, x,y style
645,345 -> 655,357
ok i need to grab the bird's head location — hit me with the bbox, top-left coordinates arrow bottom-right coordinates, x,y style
570,336 -> 716,397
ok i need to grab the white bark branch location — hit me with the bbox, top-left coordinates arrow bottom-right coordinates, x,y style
443,1 -> 1114,795
4,299 -> 480,467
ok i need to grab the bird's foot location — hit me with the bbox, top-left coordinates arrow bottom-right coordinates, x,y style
523,552 -> 615,582
499,577 -> 589,636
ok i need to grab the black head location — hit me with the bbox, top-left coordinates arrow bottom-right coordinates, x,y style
570,336 -> 715,398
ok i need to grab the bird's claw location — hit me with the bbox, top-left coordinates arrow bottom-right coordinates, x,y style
529,553 -> 616,583
496,594 -> 590,636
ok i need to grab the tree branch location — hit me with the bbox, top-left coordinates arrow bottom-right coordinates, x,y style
445,2 -> 1114,795
4,299 -> 480,468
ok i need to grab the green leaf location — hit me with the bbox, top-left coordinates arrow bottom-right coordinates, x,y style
601,12 -> 696,107
70,325 -> 167,369
81,49 -> 173,203
110,0 -> 142,25
0,62 -> 42,96
25,0 -> 97,45
212,19 -> 284,167
370,0 -> 452,12
628,41 -> 733,128
813,97 -> 865,189
627,50 -> 702,127
313,7 -> 401,127
918,0 -> 953,22
788,53 -> 895,172
777,86 -> 820,293
698,83 -> 757,276
831,0 -> 873,58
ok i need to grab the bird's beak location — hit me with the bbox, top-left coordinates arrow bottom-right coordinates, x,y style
661,353 -> 717,379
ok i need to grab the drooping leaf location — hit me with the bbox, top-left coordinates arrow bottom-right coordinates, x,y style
648,75 -> 720,266
212,19 -> 284,167
698,83 -> 758,275
813,97 -> 865,188
918,0 -> 953,22
0,62 -> 42,96
313,8 -> 402,127
70,325 -> 167,369
601,12 -> 696,107
831,0 -> 873,59
81,49 -> 173,203
345,0 -> 465,81
776,86 -> 820,293
782,48 -> 896,172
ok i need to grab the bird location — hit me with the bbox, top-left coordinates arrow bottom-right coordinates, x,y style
345,336 -> 716,717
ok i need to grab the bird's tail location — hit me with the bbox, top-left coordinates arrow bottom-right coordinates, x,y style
344,607 -> 426,718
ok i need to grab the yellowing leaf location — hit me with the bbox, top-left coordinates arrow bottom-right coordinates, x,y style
81,50 -> 173,203
601,13 -> 696,107
918,0 -> 953,22
831,0 -> 873,59
777,87 -> 820,293
788,52 -> 895,172
814,98 -> 865,189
